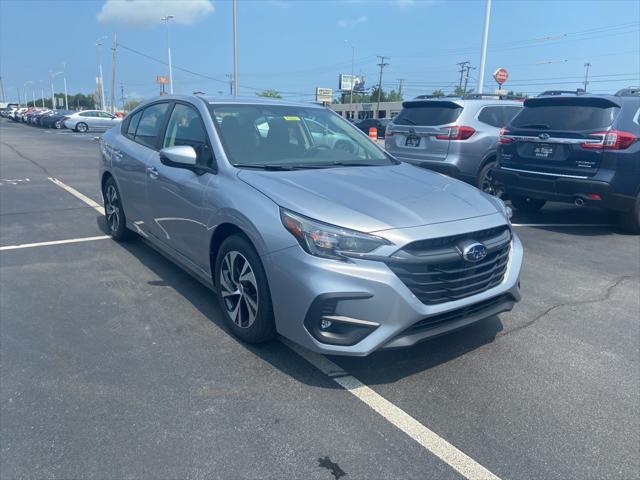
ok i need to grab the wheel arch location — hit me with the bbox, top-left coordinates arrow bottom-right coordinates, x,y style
209,223 -> 254,286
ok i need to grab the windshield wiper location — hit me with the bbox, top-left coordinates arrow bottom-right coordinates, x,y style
233,163 -> 294,171
517,123 -> 551,129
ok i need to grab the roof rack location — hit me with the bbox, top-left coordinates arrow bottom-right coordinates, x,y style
537,89 -> 586,97
615,87 -> 640,97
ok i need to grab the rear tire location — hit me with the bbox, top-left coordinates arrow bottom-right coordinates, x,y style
477,160 -> 503,197
510,195 -> 546,213
215,235 -> 276,344
75,122 -> 88,133
619,195 -> 640,234
103,177 -> 134,241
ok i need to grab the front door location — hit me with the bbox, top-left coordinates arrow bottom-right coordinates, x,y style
146,102 -> 216,267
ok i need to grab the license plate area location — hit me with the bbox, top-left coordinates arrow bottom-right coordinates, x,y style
533,143 -> 554,159
405,135 -> 421,147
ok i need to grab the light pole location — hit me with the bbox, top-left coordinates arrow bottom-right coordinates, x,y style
96,37 -> 107,110
16,87 -> 22,107
40,81 -> 45,108
24,81 -> 35,107
62,62 -> 69,110
477,0 -> 491,94
232,1 -> 238,96
161,15 -> 174,94
51,71 -> 63,110
345,40 -> 355,107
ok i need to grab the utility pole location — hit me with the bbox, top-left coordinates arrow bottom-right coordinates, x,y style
457,61 -> 470,90
477,0 -> 492,93
41,85 -> 45,108
110,33 -> 117,112
397,78 -> 405,98
161,16 -> 174,94
376,55 -> 389,118
96,37 -> 107,110
120,82 -> 125,111
232,0 -> 238,96
0,76 -> 5,102
226,74 -> 233,95
345,40 -> 355,106
464,65 -> 475,94
583,62 -> 591,91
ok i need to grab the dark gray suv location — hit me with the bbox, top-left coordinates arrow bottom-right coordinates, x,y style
385,97 -> 522,194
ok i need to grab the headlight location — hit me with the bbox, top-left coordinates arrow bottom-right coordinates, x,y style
280,209 -> 390,261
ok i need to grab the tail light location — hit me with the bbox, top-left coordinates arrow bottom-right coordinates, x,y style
581,130 -> 637,150
498,127 -> 514,144
385,125 -> 394,137
435,125 -> 475,140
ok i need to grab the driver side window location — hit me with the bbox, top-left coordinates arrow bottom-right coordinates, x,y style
163,103 -> 214,168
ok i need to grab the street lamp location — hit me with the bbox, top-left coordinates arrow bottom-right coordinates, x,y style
161,15 -> 174,94
344,40 -> 356,108
51,71 -> 63,110
24,81 -> 35,107
61,62 -> 69,110
96,37 -> 107,110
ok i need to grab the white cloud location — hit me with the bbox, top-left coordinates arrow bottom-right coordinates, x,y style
97,0 -> 214,27
337,16 -> 368,28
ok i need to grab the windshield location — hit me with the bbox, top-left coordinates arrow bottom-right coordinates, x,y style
208,104 -> 396,169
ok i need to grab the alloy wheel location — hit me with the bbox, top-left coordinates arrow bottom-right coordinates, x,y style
480,167 -> 504,197
219,251 -> 259,329
104,184 -> 121,233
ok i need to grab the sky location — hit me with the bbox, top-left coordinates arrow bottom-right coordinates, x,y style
0,0 -> 638,106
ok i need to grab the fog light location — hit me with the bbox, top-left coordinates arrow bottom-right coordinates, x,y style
320,319 -> 333,330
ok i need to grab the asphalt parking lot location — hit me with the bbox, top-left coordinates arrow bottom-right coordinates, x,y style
1,118 -> 639,480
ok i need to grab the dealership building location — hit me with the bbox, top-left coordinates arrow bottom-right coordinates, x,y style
330,101 -> 403,121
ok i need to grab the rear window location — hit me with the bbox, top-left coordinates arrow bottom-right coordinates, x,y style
512,103 -> 619,131
394,102 -> 463,126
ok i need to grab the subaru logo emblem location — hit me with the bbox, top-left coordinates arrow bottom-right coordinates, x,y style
538,133 -> 550,140
461,242 -> 488,262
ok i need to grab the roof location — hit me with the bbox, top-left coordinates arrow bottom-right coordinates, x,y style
136,94 -> 324,109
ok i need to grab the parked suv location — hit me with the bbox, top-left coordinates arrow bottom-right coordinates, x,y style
99,95 -> 522,356
384,97 -> 522,194
494,93 -> 640,232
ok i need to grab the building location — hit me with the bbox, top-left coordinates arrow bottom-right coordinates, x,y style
330,101 -> 403,121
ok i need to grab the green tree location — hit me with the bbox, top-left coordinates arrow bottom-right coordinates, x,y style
123,99 -> 141,112
431,89 -> 445,98
256,89 -> 282,99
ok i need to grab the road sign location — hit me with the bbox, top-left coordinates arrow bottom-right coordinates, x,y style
315,87 -> 333,103
493,68 -> 508,85
156,75 -> 169,85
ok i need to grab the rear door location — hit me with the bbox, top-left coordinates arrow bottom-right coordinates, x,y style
499,97 -> 621,177
386,101 -> 463,162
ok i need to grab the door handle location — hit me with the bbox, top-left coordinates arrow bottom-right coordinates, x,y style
147,167 -> 159,179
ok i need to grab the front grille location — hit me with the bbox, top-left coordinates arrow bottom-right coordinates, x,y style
408,294 -> 511,332
387,227 -> 511,305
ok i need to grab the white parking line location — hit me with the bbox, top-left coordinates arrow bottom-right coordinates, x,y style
0,235 -> 110,251
512,223 -> 614,227
48,177 -> 103,213
284,339 -> 501,480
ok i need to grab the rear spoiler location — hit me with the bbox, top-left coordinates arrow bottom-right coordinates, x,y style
524,96 -> 621,109
402,100 -> 462,109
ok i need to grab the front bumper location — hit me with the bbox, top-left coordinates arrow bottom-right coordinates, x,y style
263,217 -> 523,356
494,167 -> 637,212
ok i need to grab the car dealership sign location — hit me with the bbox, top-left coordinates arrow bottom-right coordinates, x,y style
493,68 -> 509,86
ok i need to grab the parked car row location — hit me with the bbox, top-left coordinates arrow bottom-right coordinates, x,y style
384,89 -> 640,232
1,106 -> 122,132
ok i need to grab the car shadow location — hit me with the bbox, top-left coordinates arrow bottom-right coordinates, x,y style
98,216 -> 504,388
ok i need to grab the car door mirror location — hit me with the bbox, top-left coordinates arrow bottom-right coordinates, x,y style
159,145 -> 197,168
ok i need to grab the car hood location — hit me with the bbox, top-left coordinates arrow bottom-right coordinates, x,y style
238,162 -> 499,232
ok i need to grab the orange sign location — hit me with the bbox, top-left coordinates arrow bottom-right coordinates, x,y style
156,75 -> 169,85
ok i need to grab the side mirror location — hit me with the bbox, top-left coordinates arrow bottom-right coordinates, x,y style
159,145 -> 197,168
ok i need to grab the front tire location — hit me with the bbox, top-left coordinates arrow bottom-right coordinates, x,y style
510,195 -> 546,213
619,195 -> 640,234
103,177 -> 133,241
215,235 -> 276,344
75,122 -> 88,133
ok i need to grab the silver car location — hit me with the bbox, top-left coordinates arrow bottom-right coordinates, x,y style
385,97 -> 522,195
64,110 -> 122,132
99,95 -> 522,356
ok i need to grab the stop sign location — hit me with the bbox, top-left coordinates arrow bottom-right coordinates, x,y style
493,67 -> 509,85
